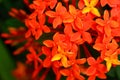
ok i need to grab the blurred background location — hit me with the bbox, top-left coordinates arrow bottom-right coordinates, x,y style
0,0 -> 120,80
0,0 -> 27,80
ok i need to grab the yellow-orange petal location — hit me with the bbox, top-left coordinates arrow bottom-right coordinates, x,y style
82,7 -> 91,14
83,0 -> 89,6
91,7 -> 101,17
105,58 -> 112,71
51,54 -> 62,61
61,56 -> 69,68
90,0 -> 99,6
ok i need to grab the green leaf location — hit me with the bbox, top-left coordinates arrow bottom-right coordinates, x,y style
115,65 -> 120,79
0,0 -> 2,3
0,39 -> 15,80
1,0 -> 12,11
107,67 -> 116,78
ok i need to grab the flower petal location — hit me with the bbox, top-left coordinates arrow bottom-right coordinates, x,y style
35,29 -> 42,40
88,76 -> 96,80
60,69 -> 70,76
97,73 -> 106,79
43,25 -> 51,33
76,58 -> 86,64
110,20 -> 119,28
53,17 -> 62,28
104,25 -> 111,37
56,2 -> 67,13
61,56 -> 69,68
69,5 -> 77,15
82,7 -> 91,14
43,40 -> 54,47
51,54 -> 62,61
93,43 -> 104,51
91,7 -> 101,17
82,32 -> 92,43
105,59 -> 112,71
96,19 -> 104,26
87,57 -> 96,65
63,12 -> 74,23
90,0 -> 99,6
83,0 -> 89,6
103,10 -> 109,21
70,32 -> 81,42
45,11 -> 56,17
78,0 -> 85,9
100,0 -> 108,7
86,66 -> 96,75
43,56 -> 51,67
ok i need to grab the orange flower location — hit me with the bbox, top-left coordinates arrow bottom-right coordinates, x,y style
25,14 -> 50,40
67,5 -> 94,44
45,2 -> 73,28
68,5 -> 84,30
60,59 -> 86,80
26,47 -> 42,69
96,10 -> 119,37
93,39 -> 119,59
86,57 -> 107,80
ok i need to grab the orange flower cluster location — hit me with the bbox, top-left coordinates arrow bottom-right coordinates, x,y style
2,0 -> 120,80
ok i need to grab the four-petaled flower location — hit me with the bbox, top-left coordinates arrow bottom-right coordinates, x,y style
45,2 -> 73,28
26,47 -> 42,69
86,57 -> 107,80
96,10 -> 119,37
104,49 -> 120,71
60,58 -> 86,80
82,0 -> 101,17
